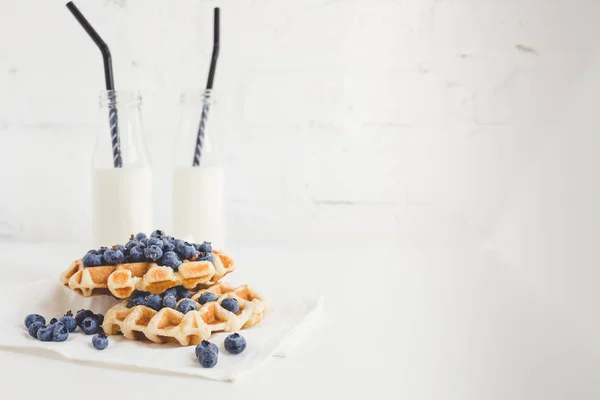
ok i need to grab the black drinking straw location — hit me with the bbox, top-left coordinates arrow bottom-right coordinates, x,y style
66,1 -> 122,168
192,7 -> 220,166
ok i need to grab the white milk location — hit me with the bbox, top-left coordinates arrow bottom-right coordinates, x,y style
91,167 -> 153,247
172,166 -> 225,248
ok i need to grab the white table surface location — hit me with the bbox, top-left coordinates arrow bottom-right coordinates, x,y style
1,242 -> 599,400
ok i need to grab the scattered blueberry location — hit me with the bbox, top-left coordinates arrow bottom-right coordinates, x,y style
224,333 -> 247,354
134,232 -> 147,241
144,245 -> 163,262
128,296 -> 146,308
145,294 -> 163,311
129,246 -> 146,262
176,286 -> 191,299
60,311 -> 77,332
220,298 -> 239,314
196,340 -> 219,358
81,316 -> 99,335
24,314 -> 45,329
162,294 -> 177,309
160,251 -> 182,270
28,321 -> 44,338
198,292 -> 217,305
52,322 -> 69,342
197,252 -> 214,263
177,299 -> 196,314
92,333 -> 109,350
75,309 -> 95,328
36,325 -> 54,342
197,347 -> 218,368
94,314 -> 104,326
150,230 -> 165,238
103,248 -> 125,265
198,241 -> 212,253
83,251 -> 103,267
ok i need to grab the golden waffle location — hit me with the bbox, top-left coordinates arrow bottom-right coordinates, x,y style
60,250 -> 236,298
102,282 -> 269,346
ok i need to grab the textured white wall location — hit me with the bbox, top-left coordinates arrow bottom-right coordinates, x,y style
1,0 -> 599,248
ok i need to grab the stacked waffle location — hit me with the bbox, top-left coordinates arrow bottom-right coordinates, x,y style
60,231 -> 269,346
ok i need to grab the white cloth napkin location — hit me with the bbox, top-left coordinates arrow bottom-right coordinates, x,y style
0,279 -> 324,382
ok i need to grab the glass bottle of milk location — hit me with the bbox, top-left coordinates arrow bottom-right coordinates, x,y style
172,89 -> 225,248
91,90 -> 153,247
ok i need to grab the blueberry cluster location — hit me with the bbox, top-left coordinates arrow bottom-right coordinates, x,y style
126,286 -> 240,315
195,333 -> 247,368
82,230 -> 214,271
24,310 -> 108,350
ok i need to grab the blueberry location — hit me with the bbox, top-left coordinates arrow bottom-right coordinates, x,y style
125,240 -> 142,251
198,241 -> 212,253
163,287 -> 178,298
177,299 -> 196,314
197,252 -> 214,263
220,298 -> 239,314
224,333 -> 247,354
128,296 -> 146,308
162,294 -> 177,309
162,241 -> 176,252
160,251 -> 182,270
60,311 -> 77,332
75,309 -> 95,328
115,244 -> 126,253
134,232 -> 147,241
198,292 -> 217,305
176,244 -> 198,260
145,294 -> 163,311
94,313 -> 104,326
97,247 -> 108,254
176,241 -> 198,260
81,317 -> 99,335
103,248 -> 125,265
92,333 -> 109,350
52,322 -> 69,342
147,238 -> 164,248
195,340 -> 219,358
172,239 -> 184,249
176,286 -> 191,299
197,347 -> 218,368
82,252 -> 103,267
144,245 -> 163,262
129,246 -> 146,262
36,325 -> 54,342
49,318 -> 58,326
24,314 -> 45,329
28,321 -> 44,338
150,230 -> 165,238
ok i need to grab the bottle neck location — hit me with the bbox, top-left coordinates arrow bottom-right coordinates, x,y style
95,91 -> 150,169
175,89 -> 222,168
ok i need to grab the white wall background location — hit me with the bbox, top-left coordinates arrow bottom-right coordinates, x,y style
1,0 -> 599,251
